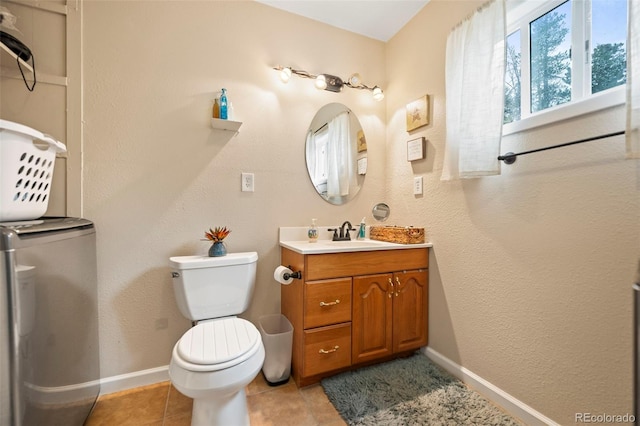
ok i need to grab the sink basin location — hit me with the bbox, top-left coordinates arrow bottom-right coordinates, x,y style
316,240 -> 388,247
278,226 -> 432,254
279,238 -> 431,254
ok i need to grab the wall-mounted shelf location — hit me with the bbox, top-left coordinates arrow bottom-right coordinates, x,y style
211,118 -> 242,133
0,40 -> 33,73
0,41 -> 67,86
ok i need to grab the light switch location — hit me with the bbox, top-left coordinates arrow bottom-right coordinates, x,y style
413,176 -> 423,195
241,173 -> 254,192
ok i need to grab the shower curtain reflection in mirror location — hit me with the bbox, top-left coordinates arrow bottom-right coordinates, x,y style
305,103 -> 366,205
306,111 -> 357,200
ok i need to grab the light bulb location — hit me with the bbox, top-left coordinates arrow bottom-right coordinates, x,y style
280,67 -> 292,83
372,87 -> 384,101
315,74 -> 327,90
348,73 -> 362,87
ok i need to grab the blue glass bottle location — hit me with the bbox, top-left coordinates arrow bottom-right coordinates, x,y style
219,88 -> 228,120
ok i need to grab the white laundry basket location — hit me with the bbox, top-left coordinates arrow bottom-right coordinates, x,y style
0,119 -> 67,222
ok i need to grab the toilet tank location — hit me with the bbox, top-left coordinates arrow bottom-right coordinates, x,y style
169,252 -> 258,321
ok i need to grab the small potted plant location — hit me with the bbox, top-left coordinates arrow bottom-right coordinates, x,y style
203,226 -> 231,257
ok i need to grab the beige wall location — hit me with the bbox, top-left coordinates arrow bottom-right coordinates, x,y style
3,0 -> 638,424
82,1 -> 386,378
387,1 -> 639,424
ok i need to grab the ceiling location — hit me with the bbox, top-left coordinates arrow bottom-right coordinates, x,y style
256,0 -> 430,42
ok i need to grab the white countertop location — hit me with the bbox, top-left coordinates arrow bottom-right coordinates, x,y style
279,226 -> 432,254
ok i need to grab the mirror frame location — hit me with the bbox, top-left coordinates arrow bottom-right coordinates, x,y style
372,203 -> 390,221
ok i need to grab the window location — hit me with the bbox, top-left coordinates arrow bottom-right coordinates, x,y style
503,0 -> 628,134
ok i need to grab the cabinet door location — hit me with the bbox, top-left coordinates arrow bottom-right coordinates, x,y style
392,269 -> 428,353
352,273 -> 393,364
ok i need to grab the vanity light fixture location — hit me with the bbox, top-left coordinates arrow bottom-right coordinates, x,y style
273,65 -> 384,101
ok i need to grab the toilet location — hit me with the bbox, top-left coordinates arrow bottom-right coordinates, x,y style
168,252 -> 265,426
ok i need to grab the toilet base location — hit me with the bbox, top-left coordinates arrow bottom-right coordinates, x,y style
191,388 -> 249,426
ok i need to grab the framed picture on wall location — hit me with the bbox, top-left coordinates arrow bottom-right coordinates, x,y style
406,95 -> 430,132
357,129 -> 367,152
407,137 -> 426,162
357,157 -> 367,175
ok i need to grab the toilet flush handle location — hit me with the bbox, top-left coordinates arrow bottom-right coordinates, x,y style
171,272 -> 180,278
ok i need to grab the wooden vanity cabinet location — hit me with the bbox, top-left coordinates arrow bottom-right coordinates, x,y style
352,269 -> 428,364
281,247 -> 429,387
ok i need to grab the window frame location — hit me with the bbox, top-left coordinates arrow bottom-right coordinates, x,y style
502,0 -> 626,136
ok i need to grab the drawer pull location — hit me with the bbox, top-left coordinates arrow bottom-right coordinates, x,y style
319,345 -> 339,354
319,299 -> 340,307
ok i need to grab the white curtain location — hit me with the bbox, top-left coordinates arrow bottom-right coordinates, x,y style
326,112 -> 352,197
627,0 -> 640,158
441,0 -> 506,180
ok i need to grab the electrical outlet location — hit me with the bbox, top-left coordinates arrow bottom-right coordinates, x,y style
413,176 -> 423,195
241,173 -> 255,192
155,318 -> 168,330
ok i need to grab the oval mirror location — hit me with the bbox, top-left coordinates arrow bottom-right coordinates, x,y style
305,103 -> 366,205
372,203 -> 390,221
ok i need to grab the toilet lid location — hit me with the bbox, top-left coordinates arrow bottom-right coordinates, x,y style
177,317 -> 260,365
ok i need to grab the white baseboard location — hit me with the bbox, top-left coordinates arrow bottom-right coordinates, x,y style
98,365 -> 169,396
423,347 -> 558,426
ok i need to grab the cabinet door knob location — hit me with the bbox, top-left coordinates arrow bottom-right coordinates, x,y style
395,276 -> 401,296
319,299 -> 340,307
319,345 -> 339,354
388,277 -> 394,298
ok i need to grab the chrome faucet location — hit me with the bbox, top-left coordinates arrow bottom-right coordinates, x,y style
328,221 -> 356,241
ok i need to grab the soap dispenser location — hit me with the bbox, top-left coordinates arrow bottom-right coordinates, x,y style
212,97 -> 220,119
219,88 -> 228,120
308,219 -> 319,243
357,217 -> 366,240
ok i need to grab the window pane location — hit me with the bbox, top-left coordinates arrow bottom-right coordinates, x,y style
591,0 -> 627,94
504,30 -> 521,123
530,1 -> 572,113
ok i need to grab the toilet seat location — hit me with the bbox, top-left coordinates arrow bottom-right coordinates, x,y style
173,317 -> 262,372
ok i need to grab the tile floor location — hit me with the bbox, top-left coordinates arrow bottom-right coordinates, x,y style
85,373 -> 346,426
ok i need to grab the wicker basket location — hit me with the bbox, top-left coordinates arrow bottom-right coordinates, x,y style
370,226 -> 425,244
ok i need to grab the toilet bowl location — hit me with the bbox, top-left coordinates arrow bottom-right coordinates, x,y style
168,253 -> 263,426
169,317 -> 265,425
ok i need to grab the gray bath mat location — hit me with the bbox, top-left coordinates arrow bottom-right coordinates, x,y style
321,353 -> 521,425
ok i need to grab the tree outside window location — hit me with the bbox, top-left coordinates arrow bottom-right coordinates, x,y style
503,0 -> 627,126
530,2 -> 571,113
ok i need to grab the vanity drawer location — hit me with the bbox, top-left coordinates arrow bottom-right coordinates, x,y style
303,323 -> 351,377
304,278 -> 352,329
305,248 -> 428,281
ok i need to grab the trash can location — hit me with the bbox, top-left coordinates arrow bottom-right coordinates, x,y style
258,314 -> 293,386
